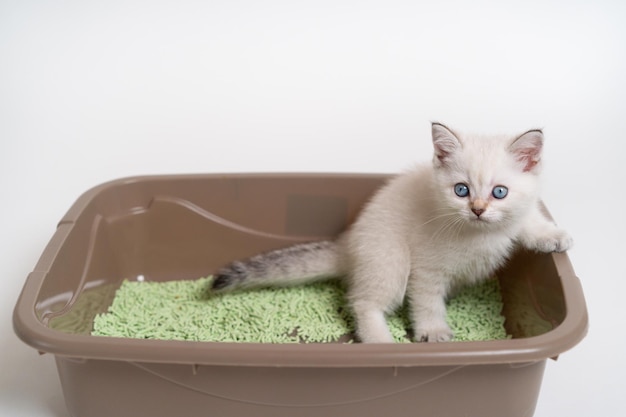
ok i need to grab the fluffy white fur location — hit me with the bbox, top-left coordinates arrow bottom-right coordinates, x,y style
213,123 -> 572,343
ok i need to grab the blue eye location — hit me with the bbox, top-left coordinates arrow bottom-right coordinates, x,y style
454,183 -> 470,197
492,186 -> 508,199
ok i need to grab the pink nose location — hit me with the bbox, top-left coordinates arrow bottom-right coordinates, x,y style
472,208 -> 485,217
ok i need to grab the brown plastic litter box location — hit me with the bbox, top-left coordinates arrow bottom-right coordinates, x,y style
13,173 -> 588,417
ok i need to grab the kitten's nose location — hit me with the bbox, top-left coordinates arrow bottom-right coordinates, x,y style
471,208 -> 485,217
471,200 -> 488,217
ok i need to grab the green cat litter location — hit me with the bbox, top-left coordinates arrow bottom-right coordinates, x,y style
92,277 -> 509,343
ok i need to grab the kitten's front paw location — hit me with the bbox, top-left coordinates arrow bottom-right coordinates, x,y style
414,324 -> 454,343
532,228 -> 573,253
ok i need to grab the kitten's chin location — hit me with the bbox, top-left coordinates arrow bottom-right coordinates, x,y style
465,214 -> 504,230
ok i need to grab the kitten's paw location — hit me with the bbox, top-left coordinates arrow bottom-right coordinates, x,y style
414,324 -> 454,343
532,229 -> 573,253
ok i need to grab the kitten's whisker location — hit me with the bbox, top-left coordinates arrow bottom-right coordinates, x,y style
416,211 -> 457,229
430,215 -> 465,242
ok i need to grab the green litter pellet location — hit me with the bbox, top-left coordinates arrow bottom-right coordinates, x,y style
92,277 -> 509,343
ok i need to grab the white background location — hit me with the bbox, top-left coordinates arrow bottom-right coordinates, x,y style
1,1 -> 624,416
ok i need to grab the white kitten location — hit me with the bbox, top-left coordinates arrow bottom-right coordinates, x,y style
212,123 -> 572,343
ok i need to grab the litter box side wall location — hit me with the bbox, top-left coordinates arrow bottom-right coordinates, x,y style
83,173 -> 391,282
13,191 -> 123,345
55,356 -> 547,417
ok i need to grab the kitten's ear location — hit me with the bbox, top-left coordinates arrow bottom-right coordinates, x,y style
432,122 -> 461,167
509,129 -> 544,173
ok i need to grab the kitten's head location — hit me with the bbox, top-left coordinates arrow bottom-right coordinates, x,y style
430,122 -> 543,230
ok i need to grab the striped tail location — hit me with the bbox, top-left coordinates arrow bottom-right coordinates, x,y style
211,240 -> 343,292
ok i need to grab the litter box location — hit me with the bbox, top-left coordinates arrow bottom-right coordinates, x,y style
13,173 -> 588,417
